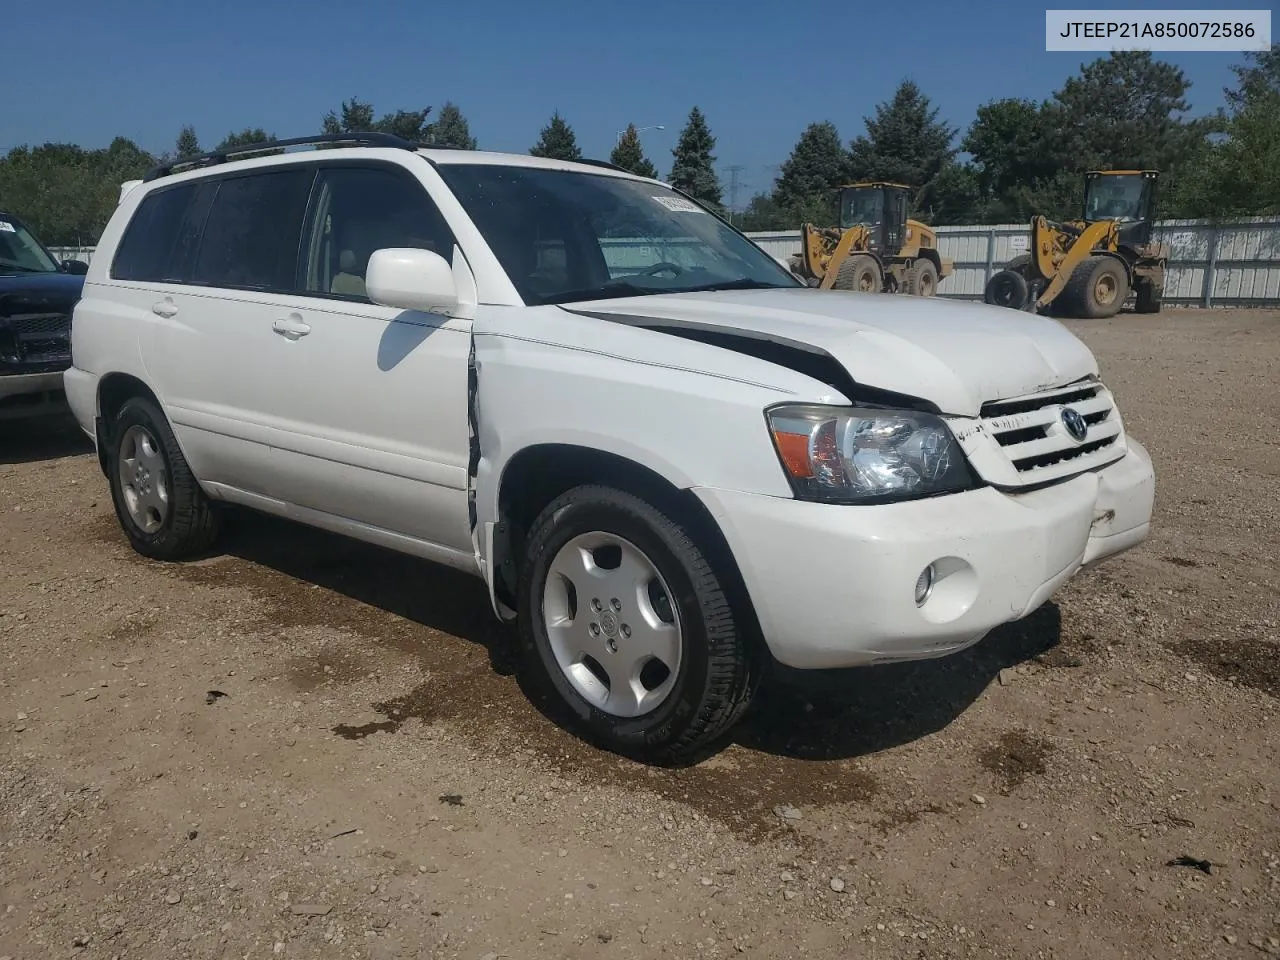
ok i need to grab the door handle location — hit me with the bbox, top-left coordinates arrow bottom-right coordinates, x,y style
151,298 -> 178,319
272,315 -> 311,341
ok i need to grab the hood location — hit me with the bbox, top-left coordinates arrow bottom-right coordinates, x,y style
562,288 -> 1098,417
0,271 -> 85,311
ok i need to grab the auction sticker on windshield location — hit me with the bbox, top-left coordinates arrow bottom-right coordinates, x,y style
0,221 -> 15,232
652,196 -> 705,213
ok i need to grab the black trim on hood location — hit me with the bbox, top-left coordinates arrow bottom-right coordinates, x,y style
558,306 -> 941,415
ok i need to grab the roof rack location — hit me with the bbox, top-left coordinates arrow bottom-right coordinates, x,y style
142,132 -> 421,182
573,157 -> 633,174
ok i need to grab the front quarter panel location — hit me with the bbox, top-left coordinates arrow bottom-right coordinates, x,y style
470,304 -> 848,532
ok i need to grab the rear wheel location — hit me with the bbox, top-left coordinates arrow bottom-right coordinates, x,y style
518,485 -> 757,764
107,396 -> 220,561
984,268 -> 1030,309
1061,256 -> 1129,319
1134,277 -> 1164,314
906,259 -> 939,297
833,254 -> 882,293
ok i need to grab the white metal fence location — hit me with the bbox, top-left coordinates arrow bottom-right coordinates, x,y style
744,218 -> 1280,307
48,216 -> 1280,308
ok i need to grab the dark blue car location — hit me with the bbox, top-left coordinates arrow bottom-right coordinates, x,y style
0,211 -> 89,420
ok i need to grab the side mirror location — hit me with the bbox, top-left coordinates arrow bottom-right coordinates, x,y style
62,259 -> 89,275
366,248 -> 457,313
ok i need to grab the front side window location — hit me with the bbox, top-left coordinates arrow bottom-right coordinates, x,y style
0,215 -> 61,275
840,188 -> 883,228
300,164 -> 456,301
1085,175 -> 1148,223
191,169 -> 314,291
435,164 -> 799,305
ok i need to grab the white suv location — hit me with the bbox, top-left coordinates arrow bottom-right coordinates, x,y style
66,134 -> 1155,762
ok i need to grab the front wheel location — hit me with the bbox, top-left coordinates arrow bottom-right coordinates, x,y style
1061,256 -> 1129,319
833,254 -> 882,293
517,485 -> 757,763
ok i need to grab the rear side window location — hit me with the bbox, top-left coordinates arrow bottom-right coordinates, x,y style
112,183 -> 206,282
191,169 -> 314,291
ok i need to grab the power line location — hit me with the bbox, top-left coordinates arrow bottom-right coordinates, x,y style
725,164 -> 746,217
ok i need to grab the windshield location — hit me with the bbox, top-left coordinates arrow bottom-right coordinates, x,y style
0,216 -> 60,274
1084,175 -> 1148,222
434,164 -> 800,305
840,188 -> 882,228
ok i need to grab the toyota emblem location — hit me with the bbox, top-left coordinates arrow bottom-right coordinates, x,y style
1060,407 -> 1088,442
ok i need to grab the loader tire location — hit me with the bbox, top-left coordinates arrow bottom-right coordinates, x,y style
984,268 -> 1030,310
906,259 -> 939,297
1061,256 -> 1129,319
1134,278 -> 1163,314
833,255 -> 882,293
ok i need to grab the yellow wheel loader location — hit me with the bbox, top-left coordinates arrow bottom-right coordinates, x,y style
984,170 -> 1168,319
789,182 -> 954,296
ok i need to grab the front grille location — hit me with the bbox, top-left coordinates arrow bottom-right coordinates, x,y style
8,313 -> 70,337
975,378 -> 1126,486
0,312 -> 71,364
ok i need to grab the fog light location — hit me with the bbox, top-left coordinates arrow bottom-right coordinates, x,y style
914,564 -> 936,606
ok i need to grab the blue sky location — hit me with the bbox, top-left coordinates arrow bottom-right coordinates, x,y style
8,0 -> 1253,206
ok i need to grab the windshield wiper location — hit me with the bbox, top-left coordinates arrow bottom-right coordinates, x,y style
0,262 -> 44,274
542,281 -> 651,305
676,278 -> 793,293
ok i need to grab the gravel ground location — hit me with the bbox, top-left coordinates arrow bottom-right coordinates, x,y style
2,306 -> 1278,960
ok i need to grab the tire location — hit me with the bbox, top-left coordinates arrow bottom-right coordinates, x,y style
984,268 -> 1030,309
107,396 -> 220,561
1060,256 -> 1130,319
833,254 -> 882,293
1134,278 -> 1163,314
517,485 -> 757,764
906,259 -> 940,297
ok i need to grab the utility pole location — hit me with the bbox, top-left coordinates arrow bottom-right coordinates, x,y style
725,164 -> 746,224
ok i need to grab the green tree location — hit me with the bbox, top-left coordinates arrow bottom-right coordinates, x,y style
737,192 -> 792,231
529,111 -> 582,161
0,138 -> 155,246
215,128 -> 281,159
321,97 -> 433,141
1175,92 -> 1280,218
425,101 -> 477,149
609,124 -> 659,178
1046,51 -> 1213,176
772,121 -> 849,225
1225,43 -> 1280,113
929,163 -> 987,225
1009,170 -> 1084,223
669,107 -> 723,211
962,98 -> 1057,203
323,97 -> 376,134
176,125 -> 201,159
846,80 -> 958,218
377,109 -> 434,141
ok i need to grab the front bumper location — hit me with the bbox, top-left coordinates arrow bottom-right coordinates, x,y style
693,439 -> 1154,669
0,370 -> 70,419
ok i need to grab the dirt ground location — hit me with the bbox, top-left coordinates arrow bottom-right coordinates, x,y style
2,307 -> 1278,960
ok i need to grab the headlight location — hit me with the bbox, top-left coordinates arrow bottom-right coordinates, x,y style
766,404 -> 976,503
